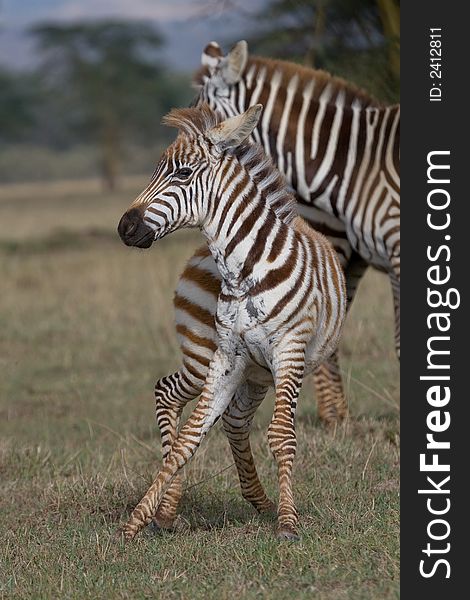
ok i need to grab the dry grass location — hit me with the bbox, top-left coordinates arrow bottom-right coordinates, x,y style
0,179 -> 399,599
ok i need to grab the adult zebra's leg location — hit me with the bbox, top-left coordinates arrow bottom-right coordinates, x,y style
390,262 -> 400,360
268,356 -> 304,541
314,350 -> 346,424
122,350 -> 246,541
222,382 -> 274,514
314,252 -> 368,424
153,370 -> 202,529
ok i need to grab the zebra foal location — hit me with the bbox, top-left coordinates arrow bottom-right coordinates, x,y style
118,104 -> 347,541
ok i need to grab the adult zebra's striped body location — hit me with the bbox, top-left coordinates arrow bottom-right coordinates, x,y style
118,104 -> 347,540
195,41 -> 400,361
196,42 -> 400,280
149,42 -> 400,530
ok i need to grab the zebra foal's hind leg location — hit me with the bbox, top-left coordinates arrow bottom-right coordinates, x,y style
153,370 -> 202,530
222,382 -> 275,514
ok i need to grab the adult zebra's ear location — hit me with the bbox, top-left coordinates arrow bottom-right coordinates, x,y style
201,41 -> 224,74
206,104 -> 262,151
219,40 -> 248,84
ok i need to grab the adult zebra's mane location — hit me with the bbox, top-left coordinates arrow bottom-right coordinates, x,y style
163,104 -> 297,226
194,54 -> 382,110
249,56 -> 382,109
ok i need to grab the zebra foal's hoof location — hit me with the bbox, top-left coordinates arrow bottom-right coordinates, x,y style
257,499 -> 277,516
113,526 -> 134,544
149,515 -> 176,534
276,526 -> 300,541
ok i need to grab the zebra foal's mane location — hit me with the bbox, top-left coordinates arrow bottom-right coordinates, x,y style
163,104 -> 297,226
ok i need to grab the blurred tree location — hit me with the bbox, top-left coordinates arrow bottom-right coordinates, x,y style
0,69 -> 40,143
244,0 -> 400,103
31,21 -> 186,190
377,0 -> 399,78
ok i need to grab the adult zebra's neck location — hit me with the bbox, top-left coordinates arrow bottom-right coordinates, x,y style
231,56 -> 399,218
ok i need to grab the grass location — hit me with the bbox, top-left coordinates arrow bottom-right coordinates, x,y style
0,178 -> 399,599
0,144 -> 168,184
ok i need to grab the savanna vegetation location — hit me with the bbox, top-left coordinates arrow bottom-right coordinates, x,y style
1,1 -> 400,597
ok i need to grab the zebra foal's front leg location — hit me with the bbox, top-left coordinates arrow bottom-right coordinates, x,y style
153,370 -> 203,530
122,350 -> 246,541
154,373 -> 273,527
268,354 -> 305,541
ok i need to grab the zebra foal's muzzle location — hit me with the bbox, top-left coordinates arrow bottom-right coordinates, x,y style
118,208 -> 154,248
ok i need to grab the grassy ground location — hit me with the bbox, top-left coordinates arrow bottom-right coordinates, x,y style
0,179 -> 399,599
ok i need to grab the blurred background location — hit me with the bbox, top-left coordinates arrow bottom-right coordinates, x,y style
0,3 -> 400,597
0,0 -> 399,187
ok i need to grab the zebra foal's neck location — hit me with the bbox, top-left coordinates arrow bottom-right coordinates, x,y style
202,146 -> 297,291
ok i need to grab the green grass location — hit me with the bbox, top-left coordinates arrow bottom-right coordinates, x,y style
0,179 -> 399,599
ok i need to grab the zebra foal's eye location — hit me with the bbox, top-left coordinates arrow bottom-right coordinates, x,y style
174,167 -> 192,179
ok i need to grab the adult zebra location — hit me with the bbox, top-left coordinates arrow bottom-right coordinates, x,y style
194,40 -> 400,358
150,41 -> 400,529
118,104 -> 347,541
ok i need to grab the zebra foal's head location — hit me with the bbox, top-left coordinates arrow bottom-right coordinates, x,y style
117,103 -> 262,248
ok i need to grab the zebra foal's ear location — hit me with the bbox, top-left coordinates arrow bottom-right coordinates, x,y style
206,104 -> 262,150
220,40 -> 248,84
